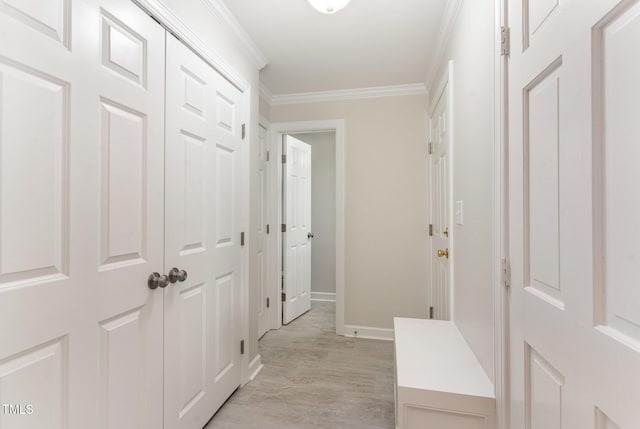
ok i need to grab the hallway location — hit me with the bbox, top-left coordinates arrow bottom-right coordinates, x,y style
206,302 -> 395,429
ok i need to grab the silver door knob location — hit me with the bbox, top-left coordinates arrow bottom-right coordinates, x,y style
168,267 -> 188,283
307,232 -> 315,239
148,272 -> 169,290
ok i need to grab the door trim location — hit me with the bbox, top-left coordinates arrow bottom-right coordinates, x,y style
269,120 -> 346,335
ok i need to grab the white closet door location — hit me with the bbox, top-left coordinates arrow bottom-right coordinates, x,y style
283,135 -> 312,324
0,1 -> 165,428
508,0 -> 640,428
164,35 -> 243,429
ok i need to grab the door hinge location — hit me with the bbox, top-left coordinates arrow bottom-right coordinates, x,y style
429,306 -> 434,319
281,291 -> 286,302
266,151 -> 270,161
241,123 -> 246,139
266,297 -> 270,308
282,154 -> 287,164
501,26 -> 510,57
240,339 -> 245,355
429,224 -> 433,236
281,224 -> 286,233
501,258 -> 511,288
266,224 -> 270,234
428,142 -> 433,154
240,231 -> 245,246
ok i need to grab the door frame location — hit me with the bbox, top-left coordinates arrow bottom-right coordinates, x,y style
493,0 -> 509,427
132,0 -> 253,385
269,120 -> 346,334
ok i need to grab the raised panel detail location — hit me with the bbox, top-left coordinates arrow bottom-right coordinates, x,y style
406,406 -> 485,429
524,58 -> 563,309
0,0 -> 69,47
179,283 -> 205,417
216,92 -> 234,133
0,337 -> 67,428
181,67 -> 205,118
595,0 -> 640,348
215,273 -> 233,380
0,60 -> 68,286
101,10 -> 147,87
257,252 -> 264,314
216,147 -> 234,246
526,345 -> 564,429
99,99 -> 146,269
524,0 -> 560,48
180,131 -> 205,254
99,310 -> 144,429
595,408 -> 622,429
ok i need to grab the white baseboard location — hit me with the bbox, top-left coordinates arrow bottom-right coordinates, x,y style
248,354 -> 263,381
311,291 -> 336,302
344,325 -> 394,341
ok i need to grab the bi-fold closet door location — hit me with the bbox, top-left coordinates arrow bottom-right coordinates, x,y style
0,1 -> 243,428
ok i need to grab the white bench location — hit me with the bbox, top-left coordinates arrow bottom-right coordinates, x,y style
393,318 -> 496,429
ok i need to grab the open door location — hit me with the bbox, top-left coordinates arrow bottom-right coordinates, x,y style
429,80 -> 452,320
282,135 -> 312,324
508,1 -> 640,427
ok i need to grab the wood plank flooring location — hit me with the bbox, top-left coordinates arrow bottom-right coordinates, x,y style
205,302 -> 395,429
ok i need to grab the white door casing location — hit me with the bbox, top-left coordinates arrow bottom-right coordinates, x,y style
164,35 -> 243,428
508,0 -> 640,428
0,1 -> 165,428
430,80 -> 452,320
257,123 -> 270,339
282,135 -> 312,324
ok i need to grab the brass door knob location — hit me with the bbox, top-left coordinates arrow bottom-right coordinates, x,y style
437,248 -> 449,259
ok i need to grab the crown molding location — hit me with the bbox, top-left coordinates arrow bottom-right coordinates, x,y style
269,83 -> 428,106
259,83 -> 274,104
424,0 -> 463,90
201,0 -> 268,70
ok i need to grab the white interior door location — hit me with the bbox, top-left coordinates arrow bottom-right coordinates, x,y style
164,35 -> 243,428
429,83 -> 451,320
257,124 -> 270,339
283,135 -> 312,324
508,1 -> 640,428
0,1 -> 165,428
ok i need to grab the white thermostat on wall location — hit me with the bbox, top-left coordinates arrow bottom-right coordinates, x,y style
455,200 -> 464,225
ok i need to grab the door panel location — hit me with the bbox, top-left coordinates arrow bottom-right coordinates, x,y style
164,35 -> 243,428
283,136 -> 311,324
508,0 -> 640,428
429,83 -> 451,320
0,1 -> 165,428
257,124 -> 269,339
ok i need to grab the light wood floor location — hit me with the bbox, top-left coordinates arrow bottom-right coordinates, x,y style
205,302 -> 395,429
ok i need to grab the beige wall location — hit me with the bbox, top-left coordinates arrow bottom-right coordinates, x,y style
293,132 -> 336,295
430,0 -> 496,382
157,0 -> 263,365
272,95 -> 430,329
259,96 -> 271,121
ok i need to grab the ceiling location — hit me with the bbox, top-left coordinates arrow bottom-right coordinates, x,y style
222,0 -> 448,95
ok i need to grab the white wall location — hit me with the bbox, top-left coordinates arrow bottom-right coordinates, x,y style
271,95 -> 430,330
155,0 -> 264,367
429,0 -> 496,382
293,132 -> 336,295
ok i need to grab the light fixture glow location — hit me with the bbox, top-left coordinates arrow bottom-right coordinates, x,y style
306,0 -> 352,14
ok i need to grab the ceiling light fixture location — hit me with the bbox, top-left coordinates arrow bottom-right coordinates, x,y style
306,0 -> 352,14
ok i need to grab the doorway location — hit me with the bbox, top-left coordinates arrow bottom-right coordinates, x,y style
268,120 -> 346,334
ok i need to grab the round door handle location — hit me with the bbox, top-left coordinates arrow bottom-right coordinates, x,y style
168,267 -> 188,283
148,272 -> 170,290
307,232 -> 315,239
437,248 -> 449,259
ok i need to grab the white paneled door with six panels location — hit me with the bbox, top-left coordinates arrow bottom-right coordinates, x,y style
508,0 -> 640,428
0,1 -> 244,428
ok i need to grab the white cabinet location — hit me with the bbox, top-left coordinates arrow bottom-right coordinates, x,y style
394,318 -> 496,429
